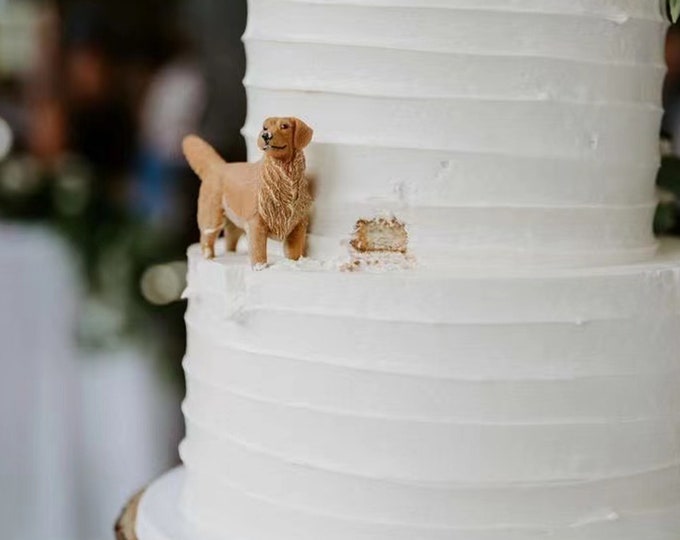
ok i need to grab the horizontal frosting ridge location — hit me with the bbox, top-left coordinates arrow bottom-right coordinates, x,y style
182,471 -> 680,533
183,370 -> 680,426
249,0 -> 663,21
180,414 -> 680,488
180,390 -> 680,484
180,440 -> 680,532
245,1 -> 665,63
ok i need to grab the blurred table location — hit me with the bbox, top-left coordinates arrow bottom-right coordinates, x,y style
0,224 -> 80,540
0,224 -> 181,540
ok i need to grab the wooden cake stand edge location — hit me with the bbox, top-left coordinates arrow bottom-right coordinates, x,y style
115,488 -> 146,540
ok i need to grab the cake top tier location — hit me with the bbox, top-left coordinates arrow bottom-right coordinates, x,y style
243,0 -> 668,268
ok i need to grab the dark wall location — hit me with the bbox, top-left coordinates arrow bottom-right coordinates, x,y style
183,0 -> 248,161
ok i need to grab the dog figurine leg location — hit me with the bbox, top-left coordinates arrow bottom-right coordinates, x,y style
197,173 -> 226,259
248,216 -> 269,269
225,221 -> 244,253
200,228 -> 221,259
284,218 -> 308,261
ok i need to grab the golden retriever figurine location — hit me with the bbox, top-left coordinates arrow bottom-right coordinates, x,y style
182,117 -> 313,268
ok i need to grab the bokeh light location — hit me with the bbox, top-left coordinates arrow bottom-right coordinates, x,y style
0,117 -> 12,160
140,262 -> 187,306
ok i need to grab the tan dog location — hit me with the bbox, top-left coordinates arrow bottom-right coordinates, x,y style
182,117 -> 313,268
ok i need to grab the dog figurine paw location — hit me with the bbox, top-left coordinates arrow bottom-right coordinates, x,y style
182,117 -> 314,268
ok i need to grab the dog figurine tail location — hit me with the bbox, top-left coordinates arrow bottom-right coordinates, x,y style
182,135 -> 226,184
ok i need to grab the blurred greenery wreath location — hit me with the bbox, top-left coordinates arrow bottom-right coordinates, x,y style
671,0 -> 680,23
0,153 -> 188,384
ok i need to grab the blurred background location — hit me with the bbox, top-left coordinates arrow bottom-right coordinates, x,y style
0,1 -> 246,539
1,2 -> 680,540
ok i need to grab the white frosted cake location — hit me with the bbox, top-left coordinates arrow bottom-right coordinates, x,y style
136,1 -> 680,539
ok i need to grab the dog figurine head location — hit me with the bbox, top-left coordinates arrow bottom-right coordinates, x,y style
257,117 -> 314,161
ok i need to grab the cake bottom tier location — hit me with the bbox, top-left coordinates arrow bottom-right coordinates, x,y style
136,467 -> 680,540
172,241 -> 680,540
136,468 -> 209,540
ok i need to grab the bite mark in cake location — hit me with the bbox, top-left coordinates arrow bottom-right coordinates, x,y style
350,216 -> 408,254
342,216 -> 414,272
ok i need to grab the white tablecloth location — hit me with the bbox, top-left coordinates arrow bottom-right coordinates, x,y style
0,224 -> 181,540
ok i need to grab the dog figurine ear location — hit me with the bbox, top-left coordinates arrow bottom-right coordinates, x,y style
293,118 -> 314,150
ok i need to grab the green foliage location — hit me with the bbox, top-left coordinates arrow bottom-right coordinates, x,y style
656,155 -> 680,236
0,155 -> 188,386
671,0 -> 680,23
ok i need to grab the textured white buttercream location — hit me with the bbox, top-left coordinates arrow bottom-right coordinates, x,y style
242,0 -> 666,266
167,243 -> 680,539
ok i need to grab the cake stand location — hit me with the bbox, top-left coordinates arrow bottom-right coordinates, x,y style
116,467 -> 218,540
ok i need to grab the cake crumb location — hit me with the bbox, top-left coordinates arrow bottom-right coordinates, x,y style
341,250 -> 416,273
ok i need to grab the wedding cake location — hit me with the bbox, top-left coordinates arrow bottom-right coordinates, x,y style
134,1 -> 680,539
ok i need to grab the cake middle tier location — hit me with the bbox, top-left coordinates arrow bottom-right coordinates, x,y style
179,242 -> 680,540
242,0 -> 667,266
